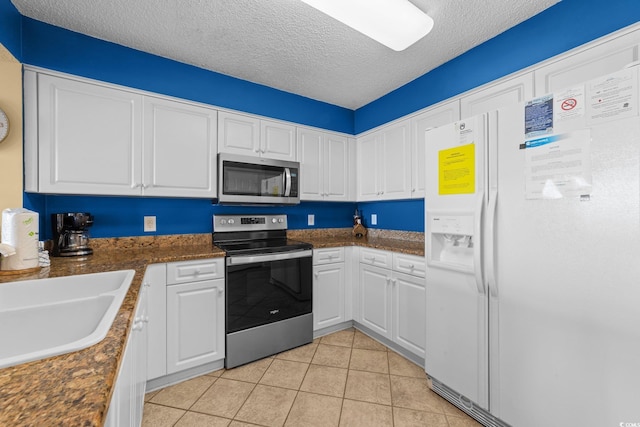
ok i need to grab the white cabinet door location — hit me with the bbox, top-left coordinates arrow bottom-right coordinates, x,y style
324,133 -> 350,201
357,133 -> 380,200
411,100 -> 460,198
261,120 -> 296,161
299,128 -> 351,201
132,283 -> 148,427
460,73 -> 534,119
357,119 -> 411,201
359,264 -> 392,339
143,97 -> 217,198
217,111 -> 260,156
166,278 -> 225,374
392,271 -> 426,358
37,74 -> 143,195
313,263 -> 346,330
105,321 -> 134,427
535,29 -> 640,96
380,120 -> 412,200
106,280 -> 149,427
218,111 -> 296,161
298,128 -> 324,201
145,264 -> 167,381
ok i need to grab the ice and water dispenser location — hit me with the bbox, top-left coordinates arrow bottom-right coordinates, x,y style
427,213 -> 475,271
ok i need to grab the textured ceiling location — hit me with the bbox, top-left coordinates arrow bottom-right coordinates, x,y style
11,0 -> 559,109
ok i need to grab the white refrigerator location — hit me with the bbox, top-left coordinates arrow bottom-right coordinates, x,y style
424,66 -> 640,427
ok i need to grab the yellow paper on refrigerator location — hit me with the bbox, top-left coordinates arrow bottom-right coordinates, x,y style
438,143 -> 475,195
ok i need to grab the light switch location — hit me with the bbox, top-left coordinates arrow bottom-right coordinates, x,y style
371,214 -> 377,225
308,214 -> 315,226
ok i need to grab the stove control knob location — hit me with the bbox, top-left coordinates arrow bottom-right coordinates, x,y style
229,219 -> 235,224
220,219 -> 227,225
278,218 -> 284,223
271,218 -> 277,224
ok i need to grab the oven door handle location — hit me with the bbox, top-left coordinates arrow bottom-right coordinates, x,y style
227,249 -> 312,266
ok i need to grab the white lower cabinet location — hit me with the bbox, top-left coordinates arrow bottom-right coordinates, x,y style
392,271 -> 426,357
166,259 -> 225,374
359,263 -> 393,338
145,264 -> 167,381
358,248 -> 426,358
313,248 -> 346,330
105,274 -> 149,427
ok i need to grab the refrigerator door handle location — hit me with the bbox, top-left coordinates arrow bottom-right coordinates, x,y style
487,189 -> 498,297
474,191 -> 485,295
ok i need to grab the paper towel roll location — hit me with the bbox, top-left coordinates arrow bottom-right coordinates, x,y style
1,208 -> 39,271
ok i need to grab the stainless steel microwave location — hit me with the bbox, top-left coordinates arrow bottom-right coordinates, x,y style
218,153 -> 300,205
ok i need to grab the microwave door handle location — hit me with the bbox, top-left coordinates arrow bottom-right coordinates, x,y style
284,168 -> 292,196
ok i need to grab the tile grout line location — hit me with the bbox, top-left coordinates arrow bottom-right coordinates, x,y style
230,357 -> 274,424
281,339 -> 319,427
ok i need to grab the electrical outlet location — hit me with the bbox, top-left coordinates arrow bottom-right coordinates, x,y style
144,216 -> 156,232
307,214 -> 315,226
371,214 -> 377,225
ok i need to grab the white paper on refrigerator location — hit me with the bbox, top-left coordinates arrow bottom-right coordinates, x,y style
523,130 -> 593,200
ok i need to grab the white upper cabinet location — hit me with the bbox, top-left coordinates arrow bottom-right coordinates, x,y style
143,96 -> 217,198
217,111 -> 259,155
218,111 -> 296,161
357,119 -> 412,201
380,120 -> 412,200
357,133 -> 379,200
460,73 -> 534,119
261,120 -> 297,161
298,127 -> 353,201
24,70 -> 218,198
30,72 -> 144,195
534,28 -> 640,96
410,100 -> 460,199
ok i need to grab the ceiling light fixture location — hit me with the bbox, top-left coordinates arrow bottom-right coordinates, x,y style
301,0 -> 434,51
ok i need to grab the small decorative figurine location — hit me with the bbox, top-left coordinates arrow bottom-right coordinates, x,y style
352,209 -> 367,238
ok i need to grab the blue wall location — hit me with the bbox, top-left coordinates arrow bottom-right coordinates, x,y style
354,0 -> 640,133
8,0 -> 640,236
358,200 -> 424,232
0,0 -> 21,59
27,194 -> 356,240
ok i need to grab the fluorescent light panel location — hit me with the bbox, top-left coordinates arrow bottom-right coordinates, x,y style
301,0 -> 434,51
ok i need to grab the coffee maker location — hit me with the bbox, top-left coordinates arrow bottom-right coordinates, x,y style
51,212 -> 94,256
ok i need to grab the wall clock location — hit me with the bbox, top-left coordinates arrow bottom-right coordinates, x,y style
0,108 -> 9,143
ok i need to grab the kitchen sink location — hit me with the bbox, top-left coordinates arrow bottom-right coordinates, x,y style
0,270 -> 135,369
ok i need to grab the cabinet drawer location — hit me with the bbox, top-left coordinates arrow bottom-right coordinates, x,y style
360,248 -> 392,269
313,247 -> 345,265
166,258 -> 224,285
393,253 -> 426,278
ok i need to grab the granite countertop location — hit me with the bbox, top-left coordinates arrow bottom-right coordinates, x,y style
0,229 -> 423,426
291,228 -> 425,256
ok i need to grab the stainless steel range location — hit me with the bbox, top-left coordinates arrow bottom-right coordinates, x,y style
213,214 -> 313,368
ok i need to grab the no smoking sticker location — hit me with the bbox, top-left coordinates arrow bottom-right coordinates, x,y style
555,86 -> 585,122
561,98 -> 578,110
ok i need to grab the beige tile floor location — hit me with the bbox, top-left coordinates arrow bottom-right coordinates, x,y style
143,328 -> 482,427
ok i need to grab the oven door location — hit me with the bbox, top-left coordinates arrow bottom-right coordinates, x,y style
226,249 -> 312,334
